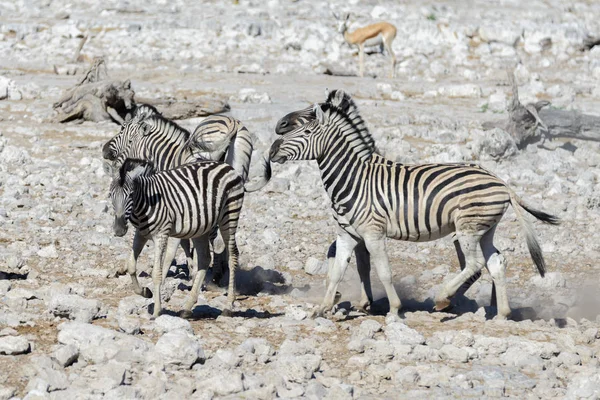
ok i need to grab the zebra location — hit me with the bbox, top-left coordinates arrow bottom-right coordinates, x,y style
109,158 -> 244,318
269,89 -> 559,319
275,104 -> 487,311
102,109 -> 264,295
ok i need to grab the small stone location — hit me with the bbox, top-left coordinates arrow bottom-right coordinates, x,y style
287,260 -> 304,271
285,304 -> 308,321
48,294 -> 102,323
0,385 -> 16,400
37,244 -> 59,258
314,317 -> 336,333
155,329 -> 204,368
154,314 -> 192,334
0,335 -> 30,355
53,344 -> 78,367
384,322 -> 425,347
117,315 -> 141,335
355,319 -> 382,339
440,344 -> 469,363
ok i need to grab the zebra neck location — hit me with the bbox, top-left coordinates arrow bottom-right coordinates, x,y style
145,134 -> 192,170
317,149 -> 367,211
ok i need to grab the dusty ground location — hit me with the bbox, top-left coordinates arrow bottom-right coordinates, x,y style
2,0 -> 600,399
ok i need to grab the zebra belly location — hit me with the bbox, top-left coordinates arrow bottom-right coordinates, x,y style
386,219 -> 455,242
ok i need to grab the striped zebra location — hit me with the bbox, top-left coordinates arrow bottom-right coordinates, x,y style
103,107 -> 263,287
110,158 -> 244,318
276,104 -> 486,310
269,89 -> 559,319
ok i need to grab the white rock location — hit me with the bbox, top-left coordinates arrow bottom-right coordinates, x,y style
89,361 -> 129,392
0,76 -> 10,100
117,315 -> 141,335
440,344 -> 469,363
57,322 -> 152,364
384,322 -> 425,347
355,319 -> 382,340
285,304 -> 308,321
275,354 -> 321,383
473,128 -> 517,160
0,385 -> 16,400
37,244 -> 59,258
0,335 -> 30,355
53,344 -> 78,367
438,84 -> 481,98
48,294 -> 102,323
155,329 -> 204,368
153,314 -> 193,334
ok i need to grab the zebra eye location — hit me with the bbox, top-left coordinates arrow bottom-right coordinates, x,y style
304,129 -> 311,134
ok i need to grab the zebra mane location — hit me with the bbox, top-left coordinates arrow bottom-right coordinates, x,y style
141,114 -> 191,142
118,158 -> 155,186
321,90 -> 378,156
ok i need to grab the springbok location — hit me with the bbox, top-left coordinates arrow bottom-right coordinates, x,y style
334,13 -> 397,78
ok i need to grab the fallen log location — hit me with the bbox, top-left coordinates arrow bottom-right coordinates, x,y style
53,58 -> 134,124
134,96 -> 230,120
54,58 -> 231,124
482,69 -> 600,148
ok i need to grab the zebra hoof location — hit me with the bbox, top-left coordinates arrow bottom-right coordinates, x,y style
180,309 -> 193,319
434,298 -> 451,312
141,287 -> 153,299
334,291 -> 342,304
221,309 -> 232,317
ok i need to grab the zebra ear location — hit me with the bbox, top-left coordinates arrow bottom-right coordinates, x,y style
333,89 -> 346,106
313,103 -> 326,125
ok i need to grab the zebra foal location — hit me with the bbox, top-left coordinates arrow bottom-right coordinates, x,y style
269,89 -> 559,319
103,107 -> 261,287
110,158 -> 244,318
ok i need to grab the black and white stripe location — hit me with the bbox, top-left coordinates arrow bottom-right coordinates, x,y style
110,158 -> 244,317
270,90 -> 559,319
103,107 -> 262,286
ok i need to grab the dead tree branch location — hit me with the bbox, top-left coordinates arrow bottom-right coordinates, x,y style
482,69 -> 600,148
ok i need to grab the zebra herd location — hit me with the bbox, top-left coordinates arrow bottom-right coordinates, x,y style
102,90 -> 559,320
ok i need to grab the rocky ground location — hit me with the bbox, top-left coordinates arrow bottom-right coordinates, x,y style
2,0 -> 600,398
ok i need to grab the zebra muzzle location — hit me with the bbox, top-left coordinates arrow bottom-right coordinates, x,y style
113,216 -> 129,237
269,139 -> 286,163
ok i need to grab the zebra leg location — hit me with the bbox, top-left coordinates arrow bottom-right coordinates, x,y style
481,227 -> 511,319
211,228 -> 228,286
326,241 -> 342,305
180,239 -> 196,280
128,230 -> 150,298
434,233 -> 485,312
162,238 -> 180,283
182,235 -> 210,319
317,232 -> 358,317
364,237 -> 401,316
150,235 -> 168,318
453,237 -> 483,298
219,226 -> 239,317
355,241 -> 373,312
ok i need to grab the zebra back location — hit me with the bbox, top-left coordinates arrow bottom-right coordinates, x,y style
114,159 -> 244,239
192,115 -> 255,183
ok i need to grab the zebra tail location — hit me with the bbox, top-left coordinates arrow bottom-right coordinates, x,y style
509,191 -> 559,278
228,124 -> 255,183
244,153 -> 272,193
